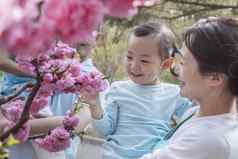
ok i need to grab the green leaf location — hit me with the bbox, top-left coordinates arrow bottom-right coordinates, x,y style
5,135 -> 20,147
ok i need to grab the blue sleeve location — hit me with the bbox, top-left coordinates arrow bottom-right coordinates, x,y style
173,97 -> 193,121
92,82 -> 120,137
93,100 -> 120,137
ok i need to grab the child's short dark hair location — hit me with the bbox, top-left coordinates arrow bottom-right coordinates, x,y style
131,22 -> 177,60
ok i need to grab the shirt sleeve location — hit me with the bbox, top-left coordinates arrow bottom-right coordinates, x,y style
92,83 -> 120,137
140,130 -> 229,159
173,97 -> 194,122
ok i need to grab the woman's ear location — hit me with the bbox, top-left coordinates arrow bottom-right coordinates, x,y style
206,72 -> 226,87
161,57 -> 174,70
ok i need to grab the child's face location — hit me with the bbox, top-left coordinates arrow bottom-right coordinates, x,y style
126,35 -> 162,85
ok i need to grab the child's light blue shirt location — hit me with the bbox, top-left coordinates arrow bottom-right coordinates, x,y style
93,80 -> 192,159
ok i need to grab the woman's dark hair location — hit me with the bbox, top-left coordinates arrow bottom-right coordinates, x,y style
184,17 -> 238,96
131,22 -> 177,60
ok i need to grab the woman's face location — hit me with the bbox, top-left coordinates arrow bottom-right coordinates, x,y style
178,44 -> 208,101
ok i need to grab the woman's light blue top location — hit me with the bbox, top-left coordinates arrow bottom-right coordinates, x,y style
93,80 -> 192,159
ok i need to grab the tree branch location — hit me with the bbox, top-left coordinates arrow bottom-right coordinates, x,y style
0,81 -> 41,141
160,7 -> 224,20
165,0 -> 238,9
0,61 -> 42,141
0,83 -> 33,106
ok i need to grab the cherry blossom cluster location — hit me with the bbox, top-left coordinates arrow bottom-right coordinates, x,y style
2,42 -> 107,151
35,110 -> 79,152
0,0 -> 160,57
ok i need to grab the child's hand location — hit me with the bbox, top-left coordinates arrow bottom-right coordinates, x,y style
79,89 -> 100,107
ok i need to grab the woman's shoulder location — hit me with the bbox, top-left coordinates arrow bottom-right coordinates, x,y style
176,114 -> 238,148
171,116 -> 233,158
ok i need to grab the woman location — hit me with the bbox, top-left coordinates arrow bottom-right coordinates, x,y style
141,17 -> 238,159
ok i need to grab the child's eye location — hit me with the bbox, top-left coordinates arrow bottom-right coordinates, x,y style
141,60 -> 150,63
127,56 -> 133,60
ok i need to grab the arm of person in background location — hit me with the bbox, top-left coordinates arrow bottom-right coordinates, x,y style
74,105 -> 92,133
0,50 -> 35,77
29,116 -> 64,136
0,112 -> 84,140
29,98 -> 92,136
0,110 -> 63,136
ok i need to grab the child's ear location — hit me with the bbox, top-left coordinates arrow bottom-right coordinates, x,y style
161,57 -> 174,70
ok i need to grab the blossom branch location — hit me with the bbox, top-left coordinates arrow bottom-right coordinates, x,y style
0,62 -> 42,141
0,83 -> 34,106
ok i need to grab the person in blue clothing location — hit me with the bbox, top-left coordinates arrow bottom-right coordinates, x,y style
0,50 -> 35,130
0,43 -> 94,159
79,22 -> 194,159
50,42 -> 97,159
0,53 -> 68,159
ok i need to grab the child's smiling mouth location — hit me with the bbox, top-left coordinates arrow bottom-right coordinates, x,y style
130,72 -> 143,77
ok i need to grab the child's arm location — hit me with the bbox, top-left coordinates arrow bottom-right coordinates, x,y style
80,89 -> 119,137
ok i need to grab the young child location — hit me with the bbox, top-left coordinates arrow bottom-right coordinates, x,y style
79,22 -> 193,159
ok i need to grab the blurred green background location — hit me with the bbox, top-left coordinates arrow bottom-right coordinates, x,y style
1,0 -> 237,84
91,0 -> 238,83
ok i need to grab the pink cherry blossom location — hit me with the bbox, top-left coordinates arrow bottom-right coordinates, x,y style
30,97 -> 49,115
42,0 -> 105,44
0,0 -> 23,33
103,0 -> 138,18
133,0 -> 160,7
43,73 -> 54,83
4,99 -> 24,122
0,17 -> 54,57
35,127 -> 70,152
5,121 -> 31,142
37,85 -> 54,97
76,71 -> 108,94
63,112 -> 79,129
